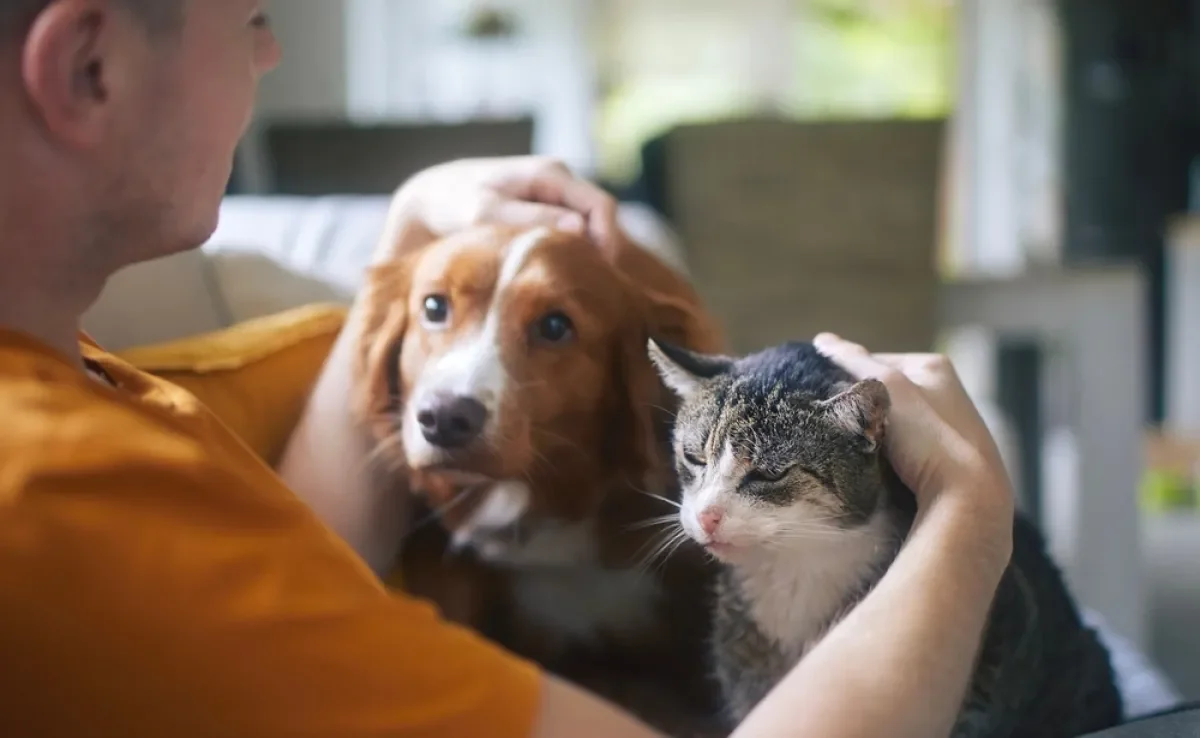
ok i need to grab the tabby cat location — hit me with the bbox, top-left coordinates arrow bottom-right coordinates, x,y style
647,338 -> 1124,738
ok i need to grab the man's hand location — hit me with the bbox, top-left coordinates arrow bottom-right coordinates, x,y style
813,332 -> 1014,562
374,156 -> 621,264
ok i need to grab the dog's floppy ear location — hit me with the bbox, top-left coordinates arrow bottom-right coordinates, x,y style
608,233 -> 725,354
604,235 -> 726,489
609,319 -> 671,491
351,256 -> 416,441
641,286 -> 725,356
606,281 -> 722,491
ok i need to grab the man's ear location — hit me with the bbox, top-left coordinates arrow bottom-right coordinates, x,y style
351,257 -> 416,441
646,337 -> 734,401
22,1 -> 120,148
816,379 -> 890,452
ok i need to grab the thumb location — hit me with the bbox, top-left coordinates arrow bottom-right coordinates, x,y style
813,333 -> 893,382
485,199 -> 586,235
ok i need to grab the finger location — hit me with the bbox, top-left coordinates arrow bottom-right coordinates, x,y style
498,173 -> 620,250
483,198 -> 587,235
868,353 -> 971,421
812,333 -> 895,382
868,353 -> 960,391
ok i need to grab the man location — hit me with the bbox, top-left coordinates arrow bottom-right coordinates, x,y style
0,2 -> 1016,737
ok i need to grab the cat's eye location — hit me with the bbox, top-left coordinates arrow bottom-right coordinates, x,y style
745,465 -> 793,484
682,450 -> 706,467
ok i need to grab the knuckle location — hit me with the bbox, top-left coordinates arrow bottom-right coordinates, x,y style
533,157 -> 571,176
916,354 -> 952,374
877,366 -> 908,388
841,339 -> 870,357
464,193 -> 498,225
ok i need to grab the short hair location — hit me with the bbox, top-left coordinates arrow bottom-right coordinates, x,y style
1,0 -> 183,41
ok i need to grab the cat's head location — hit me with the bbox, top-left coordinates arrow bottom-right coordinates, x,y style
648,339 -> 891,560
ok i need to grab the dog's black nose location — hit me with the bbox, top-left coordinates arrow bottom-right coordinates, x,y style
417,395 -> 488,448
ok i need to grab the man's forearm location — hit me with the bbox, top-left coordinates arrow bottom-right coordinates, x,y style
732,495 -> 1010,738
276,308 -> 406,574
276,209 -> 434,574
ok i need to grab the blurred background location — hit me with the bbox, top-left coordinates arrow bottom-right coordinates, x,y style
166,0 -> 1200,700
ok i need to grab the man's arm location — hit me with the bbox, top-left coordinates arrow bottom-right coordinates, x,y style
276,300 -> 412,574
731,497 -> 1008,738
518,495 -> 1007,738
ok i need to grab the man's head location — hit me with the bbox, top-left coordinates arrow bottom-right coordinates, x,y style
0,0 -> 279,279
0,0 -> 182,39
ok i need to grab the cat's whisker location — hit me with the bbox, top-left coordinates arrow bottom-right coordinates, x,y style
628,525 -> 673,567
773,522 -> 845,533
654,531 -> 693,573
648,530 -> 690,572
625,514 -> 681,532
632,527 -> 680,569
630,486 -> 682,510
634,526 -> 690,574
768,529 -> 845,542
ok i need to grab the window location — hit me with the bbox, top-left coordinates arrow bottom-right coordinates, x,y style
594,0 -> 954,183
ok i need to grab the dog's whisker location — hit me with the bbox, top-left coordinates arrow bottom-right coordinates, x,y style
530,427 -> 588,457
361,433 -> 405,475
402,487 -> 478,541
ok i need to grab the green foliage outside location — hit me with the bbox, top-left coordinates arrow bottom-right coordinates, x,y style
595,0 -> 954,183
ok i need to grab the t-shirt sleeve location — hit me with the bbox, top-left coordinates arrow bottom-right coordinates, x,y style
0,452 -> 543,738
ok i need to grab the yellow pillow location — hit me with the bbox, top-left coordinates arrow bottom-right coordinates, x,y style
116,303 -> 348,467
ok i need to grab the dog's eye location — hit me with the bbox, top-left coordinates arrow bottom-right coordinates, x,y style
423,295 -> 450,325
745,466 -> 791,484
533,311 -> 575,343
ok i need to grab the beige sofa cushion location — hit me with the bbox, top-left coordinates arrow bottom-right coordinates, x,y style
81,248 -> 227,351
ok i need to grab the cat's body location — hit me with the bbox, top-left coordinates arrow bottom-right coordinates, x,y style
648,339 -> 1124,738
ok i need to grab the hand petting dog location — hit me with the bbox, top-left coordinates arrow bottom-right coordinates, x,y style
374,156 -> 622,265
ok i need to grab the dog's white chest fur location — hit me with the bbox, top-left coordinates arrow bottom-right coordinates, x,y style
498,520 -> 662,644
736,513 -> 895,654
512,566 -> 662,644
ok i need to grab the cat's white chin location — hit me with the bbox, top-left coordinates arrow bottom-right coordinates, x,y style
704,541 -> 739,559
689,534 -> 752,562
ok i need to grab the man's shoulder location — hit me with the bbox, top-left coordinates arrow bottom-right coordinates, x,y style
0,341 -> 207,478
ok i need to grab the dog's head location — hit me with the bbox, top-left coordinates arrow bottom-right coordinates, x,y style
353,224 -> 720,564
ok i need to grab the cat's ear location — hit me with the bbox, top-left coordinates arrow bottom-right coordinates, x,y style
818,379 -> 890,452
647,338 -> 734,399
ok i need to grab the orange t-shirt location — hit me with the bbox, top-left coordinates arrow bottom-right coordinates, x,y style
0,330 -> 542,738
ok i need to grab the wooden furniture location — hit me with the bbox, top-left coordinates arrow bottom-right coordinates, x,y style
659,117 -> 945,354
260,118 -> 535,196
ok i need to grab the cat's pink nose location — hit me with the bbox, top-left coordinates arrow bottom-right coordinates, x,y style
698,507 -> 724,536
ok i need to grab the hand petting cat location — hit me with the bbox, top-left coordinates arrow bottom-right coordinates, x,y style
813,333 -> 1015,563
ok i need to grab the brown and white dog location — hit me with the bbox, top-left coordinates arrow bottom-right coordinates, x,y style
352,224 -> 726,730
